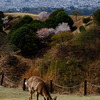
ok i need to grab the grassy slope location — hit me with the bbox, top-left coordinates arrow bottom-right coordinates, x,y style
4,13 -> 38,19
0,86 -> 100,100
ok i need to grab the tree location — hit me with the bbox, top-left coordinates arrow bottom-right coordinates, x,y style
49,9 -> 64,18
9,26 -> 40,54
0,24 -> 3,32
10,15 -> 33,33
93,9 -> 100,26
44,9 -> 74,29
0,11 -> 4,30
28,20 -> 45,32
55,23 -> 70,34
38,11 -> 50,21
72,10 -> 81,22
44,17 -> 57,28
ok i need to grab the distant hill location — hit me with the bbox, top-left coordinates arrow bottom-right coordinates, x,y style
4,7 -> 99,15
0,0 -> 100,11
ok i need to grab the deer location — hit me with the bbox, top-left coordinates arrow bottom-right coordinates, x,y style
25,76 -> 57,100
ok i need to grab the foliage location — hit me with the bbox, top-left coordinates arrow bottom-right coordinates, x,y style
0,11 -> 4,30
44,9 -> 74,29
5,55 -> 29,82
55,23 -> 70,34
10,15 -> 33,33
9,26 -> 39,54
93,9 -> 100,25
0,11 -> 4,24
72,10 -> 81,21
44,17 -> 57,28
55,11 -> 68,23
57,59 -> 85,87
8,15 -> 14,21
74,27 -> 100,49
0,24 -> 3,32
51,32 -> 73,47
28,20 -> 45,32
79,26 -> 86,32
49,9 -> 64,18
83,17 -> 91,24
38,11 -> 49,21
0,32 -> 7,46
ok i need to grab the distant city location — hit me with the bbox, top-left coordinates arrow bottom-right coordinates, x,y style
0,0 -> 100,14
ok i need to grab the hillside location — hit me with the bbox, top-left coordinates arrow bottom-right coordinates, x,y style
0,9 -> 100,95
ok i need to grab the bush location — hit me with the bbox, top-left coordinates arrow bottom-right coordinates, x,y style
8,15 -> 14,21
0,11 -> 4,25
28,20 -> 45,32
55,23 -> 70,34
83,17 -> 91,24
57,59 -> 85,87
79,26 -> 86,32
93,9 -> 100,25
44,9 -> 74,29
9,26 -> 40,54
6,55 -> 19,66
51,32 -> 73,47
10,15 -> 33,33
74,27 -> 100,49
0,32 -> 7,46
0,24 -> 3,32
49,9 -> 64,18
44,17 -> 57,28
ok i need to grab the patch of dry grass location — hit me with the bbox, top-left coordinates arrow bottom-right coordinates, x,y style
4,12 -> 38,19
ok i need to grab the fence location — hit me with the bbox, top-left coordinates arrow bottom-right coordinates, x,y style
0,73 -> 100,96
0,72 -> 22,88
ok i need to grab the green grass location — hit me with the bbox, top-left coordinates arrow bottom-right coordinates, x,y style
0,86 -> 100,100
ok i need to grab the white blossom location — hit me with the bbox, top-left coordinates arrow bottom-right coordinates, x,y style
38,11 -> 50,21
55,23 -> 70,34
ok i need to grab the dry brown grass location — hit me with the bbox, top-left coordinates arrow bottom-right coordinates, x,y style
4,12 -> 38,19
70,15 -> 86,22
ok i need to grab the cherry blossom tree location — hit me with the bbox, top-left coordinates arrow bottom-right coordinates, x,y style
55,23 -> 70,34
38,11 -> 50,21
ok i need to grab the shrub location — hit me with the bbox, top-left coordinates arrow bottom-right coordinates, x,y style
44,9 -> 74,29
44,17 -> 57,28
55,11 -> 69,23
93,9 -> 100,25
6,55 -> 19,66
8,15 -> 14,21
5,55 -> 29,82
10,15 -> 33,33
49,9 -> 64,18
79,25 -> 86,32
83,17 -> 91,24
74,27 -> 100,49
0,32 -> 7,46
38,11 -> 49,21
28,20 -> 45,32
37,28 -> 55,44
9,26 -> 40,54
51,32 -> 73,47
0,24 -> 3,32
57,59 -> 84,87
0,11 -> 4,25
55,23 -> 70,34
